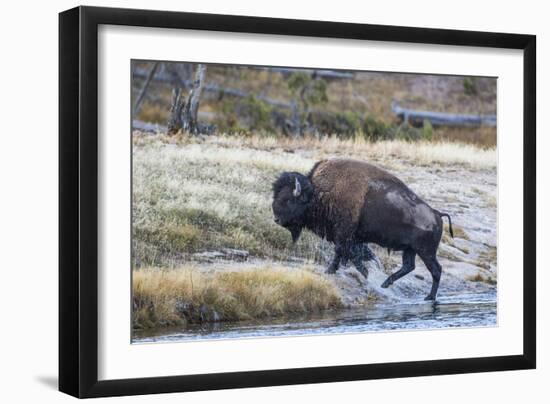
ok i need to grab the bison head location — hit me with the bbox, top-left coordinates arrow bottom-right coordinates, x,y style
272,172 -> 313,243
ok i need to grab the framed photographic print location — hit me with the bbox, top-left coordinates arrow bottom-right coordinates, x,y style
59,6 -> 536,398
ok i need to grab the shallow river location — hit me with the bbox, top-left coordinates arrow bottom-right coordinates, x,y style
133,291 -> 496,343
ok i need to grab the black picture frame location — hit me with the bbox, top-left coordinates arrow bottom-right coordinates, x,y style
59,6 -> 536,398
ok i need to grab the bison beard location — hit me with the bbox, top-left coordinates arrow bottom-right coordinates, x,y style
272,158 -> 453,300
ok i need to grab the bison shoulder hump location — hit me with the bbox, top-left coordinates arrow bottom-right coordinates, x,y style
309,159 -> 382,218
310,158 -> 394,191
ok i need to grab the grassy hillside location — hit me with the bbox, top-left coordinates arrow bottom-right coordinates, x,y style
132,132 -> 496,269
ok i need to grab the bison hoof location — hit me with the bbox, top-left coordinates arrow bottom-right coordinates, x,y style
424,295 -> 436,301
381,278 -> 392,288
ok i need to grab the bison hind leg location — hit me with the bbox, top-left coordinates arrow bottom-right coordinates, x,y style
381,248 -> 416,288
419,253 -> 442,300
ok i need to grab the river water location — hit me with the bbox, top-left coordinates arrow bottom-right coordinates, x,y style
133,291 -> 496,343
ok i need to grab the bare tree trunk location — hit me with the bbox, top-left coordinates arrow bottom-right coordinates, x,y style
167,87 -> 185,134
289,100 -> 301,137
165,62 -> 185,134
181,64 -> 206,134
166,64 -> 207,135
133,62 -> 159,117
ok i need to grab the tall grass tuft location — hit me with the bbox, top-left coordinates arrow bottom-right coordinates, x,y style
133,266 -> 343,329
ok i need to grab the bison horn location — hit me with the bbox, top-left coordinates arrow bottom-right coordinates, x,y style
293,177 -> 302,197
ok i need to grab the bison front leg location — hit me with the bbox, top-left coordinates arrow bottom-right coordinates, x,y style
326,239 -> 370,279
325,244 -> 344,274
360,244 -> 376,262
326,240 -> 355,274
327,243 -> 371,279
349,242 -> 369,279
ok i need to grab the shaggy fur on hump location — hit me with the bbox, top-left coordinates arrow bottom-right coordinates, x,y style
306,159 -> 373,243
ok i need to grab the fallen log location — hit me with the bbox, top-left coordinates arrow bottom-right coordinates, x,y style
391,101 -> 496,127
132,116 -> 215,135
132,120 -> 167,133
253,67 -> 354,80
192,248 -> 249,263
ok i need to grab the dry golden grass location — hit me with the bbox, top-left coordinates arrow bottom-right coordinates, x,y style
434,126 -> 496,149
217,134 -> 496,168
133,266 -> 343,329
442,223 -> 470,244
137,132 -> 496,168
466,271 -> 497,285
478,246 -> 497,266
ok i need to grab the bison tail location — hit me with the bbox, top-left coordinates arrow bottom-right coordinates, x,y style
439,212 -> 454,238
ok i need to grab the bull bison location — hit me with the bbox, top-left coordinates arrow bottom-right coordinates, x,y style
272,158 -> 453,300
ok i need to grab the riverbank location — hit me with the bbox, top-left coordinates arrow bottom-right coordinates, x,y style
134,290 -> 497,343
132,252 -> 496,331
133,265 -> 343,330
